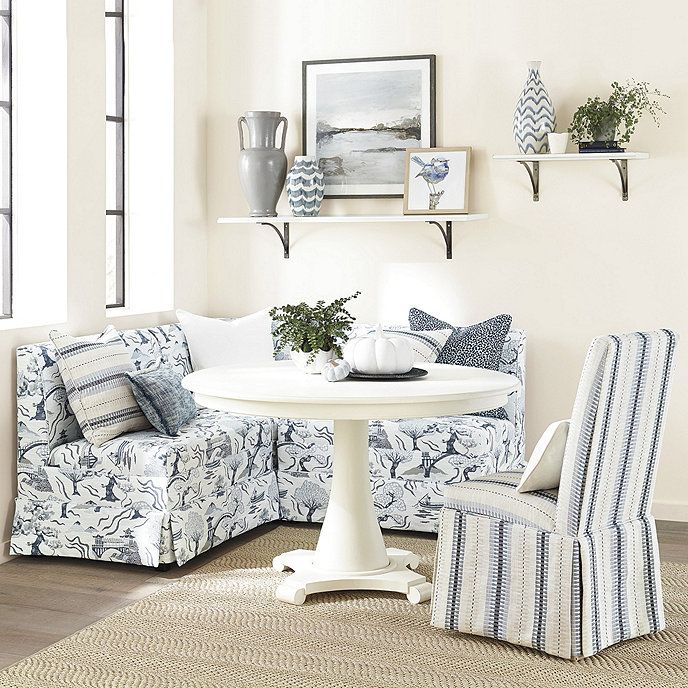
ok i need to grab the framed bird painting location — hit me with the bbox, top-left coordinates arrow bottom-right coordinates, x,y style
403,147 -> 472,214
302,55 -> 436,198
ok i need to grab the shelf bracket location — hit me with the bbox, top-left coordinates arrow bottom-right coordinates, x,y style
610,159 -> 629,201
518,160 -> 540,201
425,220 -> 452,259
258,221 -> 290,258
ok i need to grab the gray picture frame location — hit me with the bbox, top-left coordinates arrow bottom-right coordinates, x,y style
302,55 -> 436,199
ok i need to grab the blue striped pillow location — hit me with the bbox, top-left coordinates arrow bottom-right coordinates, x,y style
50,325 -> 150,446
127,365 -> 197,436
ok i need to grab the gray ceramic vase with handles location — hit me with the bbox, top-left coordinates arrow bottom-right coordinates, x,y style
238,111 -> 288,217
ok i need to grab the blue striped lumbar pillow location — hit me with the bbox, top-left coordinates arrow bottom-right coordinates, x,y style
50,325 -> 150,446
127,365 -> 197,436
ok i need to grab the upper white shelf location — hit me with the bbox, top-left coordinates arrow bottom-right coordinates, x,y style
493,152 -> 649,162
217,213 -> 488,259
493,152 -> 649,201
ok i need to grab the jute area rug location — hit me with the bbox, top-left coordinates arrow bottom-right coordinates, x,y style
1,524 -> 686,688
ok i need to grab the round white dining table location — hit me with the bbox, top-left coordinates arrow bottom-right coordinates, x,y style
182,361 -> 519,605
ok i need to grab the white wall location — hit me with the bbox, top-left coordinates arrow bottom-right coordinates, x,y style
0,0 -> 208,561
207,0 -> 688,520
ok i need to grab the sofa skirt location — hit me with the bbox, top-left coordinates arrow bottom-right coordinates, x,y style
10,472 -> 280,567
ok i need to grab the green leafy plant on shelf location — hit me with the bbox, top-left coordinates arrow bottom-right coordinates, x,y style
568,80 -> 668,144
270,291 -> 361,362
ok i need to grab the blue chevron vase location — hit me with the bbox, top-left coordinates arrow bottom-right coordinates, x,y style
513,61 -> 556,154
287,156 -> 325,216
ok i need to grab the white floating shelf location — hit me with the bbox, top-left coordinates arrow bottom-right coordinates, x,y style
493,152 -> 649,162
217,213 -> 488,259
493,152 -> 649,201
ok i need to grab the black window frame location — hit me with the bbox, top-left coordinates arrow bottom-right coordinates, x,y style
105,0 -> 125,309
0,1 -> 12,319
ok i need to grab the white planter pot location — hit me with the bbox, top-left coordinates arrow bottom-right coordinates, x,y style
291,349 -> 334,374
547,132 -> 569,154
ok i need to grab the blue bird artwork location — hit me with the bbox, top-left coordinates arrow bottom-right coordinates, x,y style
411,155 -> 450,210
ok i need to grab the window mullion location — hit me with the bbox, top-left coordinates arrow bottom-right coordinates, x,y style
105,4 -> 125,308
1,0 -> 12,317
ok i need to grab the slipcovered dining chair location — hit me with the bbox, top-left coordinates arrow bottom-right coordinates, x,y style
431,330 -> 678,658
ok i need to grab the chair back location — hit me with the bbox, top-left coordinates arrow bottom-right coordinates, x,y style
556,330 -> 678,536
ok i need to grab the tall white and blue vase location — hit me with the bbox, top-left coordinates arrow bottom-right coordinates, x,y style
287,156 -> 324,216
513,61 -> 556,154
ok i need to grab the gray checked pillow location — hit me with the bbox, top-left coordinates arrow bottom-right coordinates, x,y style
128,365 -> 197,436
50,325 -> 150,446
408,309 -> 512,419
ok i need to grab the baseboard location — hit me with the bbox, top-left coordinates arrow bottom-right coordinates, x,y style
0,538 -> 13,564
652,500 -> 688,522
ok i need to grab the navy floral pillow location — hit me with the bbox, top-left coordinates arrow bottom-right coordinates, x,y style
408,308 -> 512,420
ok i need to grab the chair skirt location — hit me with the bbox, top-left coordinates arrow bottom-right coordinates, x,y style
431,509 -> 665,658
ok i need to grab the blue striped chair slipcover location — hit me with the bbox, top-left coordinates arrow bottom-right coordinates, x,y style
431,330 -> 678,658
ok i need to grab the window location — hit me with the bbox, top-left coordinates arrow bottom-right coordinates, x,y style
106,0 -> 125,308
5,0 -> 67,330
110,0 -> 173,318
0,0 -> 11,318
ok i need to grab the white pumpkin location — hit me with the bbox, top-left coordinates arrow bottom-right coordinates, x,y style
322,358 -> 351,382
343,326 -> 414,375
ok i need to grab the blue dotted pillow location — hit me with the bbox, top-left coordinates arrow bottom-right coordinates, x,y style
408,308 -> 512,420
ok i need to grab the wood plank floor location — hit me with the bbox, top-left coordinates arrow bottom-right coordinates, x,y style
0,520 -> 685,670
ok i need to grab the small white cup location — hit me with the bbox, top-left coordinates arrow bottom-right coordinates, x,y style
547,132 -> 569,155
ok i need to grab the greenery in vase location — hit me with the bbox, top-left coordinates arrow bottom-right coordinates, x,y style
568,80 -> 668,144
269,291 -> 361,362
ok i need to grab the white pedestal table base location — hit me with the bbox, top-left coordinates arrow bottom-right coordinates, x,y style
272,549 -> 433,605
272,419 -> 432,605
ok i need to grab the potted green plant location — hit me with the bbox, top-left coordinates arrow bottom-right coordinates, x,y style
568,80 -> 667,151
270,291 -> 360,374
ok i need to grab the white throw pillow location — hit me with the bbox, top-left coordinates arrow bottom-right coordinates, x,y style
517,419 -> 570,493
176,309 -> 275,370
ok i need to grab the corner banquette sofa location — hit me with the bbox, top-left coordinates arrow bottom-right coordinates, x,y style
11,321 -> 525,567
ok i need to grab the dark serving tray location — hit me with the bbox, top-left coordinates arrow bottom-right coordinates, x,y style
347,367 -> 428,381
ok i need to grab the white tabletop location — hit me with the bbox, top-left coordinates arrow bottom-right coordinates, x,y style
182,361 -> 519,421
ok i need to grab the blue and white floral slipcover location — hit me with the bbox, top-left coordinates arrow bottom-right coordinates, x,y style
277,330 -> 526,533
11,323 -> 525,566
11,324 -> 279,567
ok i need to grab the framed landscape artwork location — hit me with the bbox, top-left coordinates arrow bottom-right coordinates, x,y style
403,147 -> 471,214
302,55 -> 436,198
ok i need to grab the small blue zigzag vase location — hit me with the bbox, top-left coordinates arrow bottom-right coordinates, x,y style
513,61 -> 556,154
287,156 -> 325,217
